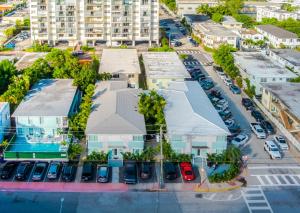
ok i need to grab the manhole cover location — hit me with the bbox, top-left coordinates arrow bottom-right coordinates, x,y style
195,194 -> 203,198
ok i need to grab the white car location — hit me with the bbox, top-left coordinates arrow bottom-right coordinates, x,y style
219,73 -> 227,80
274,135 -> 289,150
231,134 -> 249,147
250,123 -> 267,139
264,140 -> 282,159
224,79 -> 233,87
217,99 -> 229,108
224,118 -> 235,127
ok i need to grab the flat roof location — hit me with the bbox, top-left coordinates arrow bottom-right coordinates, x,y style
142,52 -> 190,79
13,79 -> 78,117
222,16 -> 242,25
270,49 -> 300,67
160,81 -> 229,136
15,52 -> 47,70
99,49 -> 141,75
85,81 -> 146,135
194,21 -> 238,37
233,52 -> 297,78
177,0 -> 218,3
256,25 -> 298,38
262,83 -> 300,119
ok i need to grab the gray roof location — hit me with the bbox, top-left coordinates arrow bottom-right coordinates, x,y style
160,81 -> 229,136
262,83 -> 300,119
233,52 -> 297,78
142,52 -> 190,79
256,25 -> 298,38
13,79 -> 78,117
99,49 -> 141,74
193,21 -> 238,37
15,52 -> 47,70
270,49 -> 300,67
85,81 -> 146,135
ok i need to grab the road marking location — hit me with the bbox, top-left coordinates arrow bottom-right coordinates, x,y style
242,186 -> 273,213
28,162 -> 36,183
251,174 -> 300,186
248,166 -> 300,169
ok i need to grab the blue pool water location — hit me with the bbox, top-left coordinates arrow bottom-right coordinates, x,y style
7,137 -> 61,152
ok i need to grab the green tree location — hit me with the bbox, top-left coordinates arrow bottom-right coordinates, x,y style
68,143 -> 83,160
15,19 -> 22,30
281,3 -> 298,12
233,14 -> 255,28
0,59 -> 17,94
23,58 -> 52,84
236,76 -> 243,88
212,13 -> 224,23
23,18 -> 30,27
86,151 -> 108,163
4,27 -> 15,38
225,0 -> 244,15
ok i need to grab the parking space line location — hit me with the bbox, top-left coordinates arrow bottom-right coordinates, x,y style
28,162 -> 36,183
177,164 -> 184,183
44,162 -> 51,182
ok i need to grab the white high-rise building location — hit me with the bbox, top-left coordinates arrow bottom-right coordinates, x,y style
29,0 -> 159,46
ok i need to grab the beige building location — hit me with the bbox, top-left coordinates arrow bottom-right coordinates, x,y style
142,52 -> 190,90
176,0 -> 219,16
99,49 -> 140,88
193,21 -> 239,49
29,0 -> 159,47
262,83 -> 300,144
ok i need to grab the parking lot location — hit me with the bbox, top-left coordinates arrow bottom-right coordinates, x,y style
181,52 -> 298,166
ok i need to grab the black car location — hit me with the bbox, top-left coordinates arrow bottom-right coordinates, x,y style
242,98 -> 253,110
15,162 -> 32,181
260,120 -> 275,135
0,162 -> 17,179
164,162 -> 178,180
81,162 -> 93,181
32,162 -> 48,181
213,66 -> 223,72
251,110 -> 265,122
140,162 -> 152,180
228,124 -> 241,134
62,164 -> 76,182
123,161 -> 137,184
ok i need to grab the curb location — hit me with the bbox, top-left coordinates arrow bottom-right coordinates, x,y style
194,184 -> 242,193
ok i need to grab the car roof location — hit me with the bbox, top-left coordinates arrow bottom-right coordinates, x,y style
266,140 -> 276,147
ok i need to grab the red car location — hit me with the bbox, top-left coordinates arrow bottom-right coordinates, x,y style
180,162 -> 195,181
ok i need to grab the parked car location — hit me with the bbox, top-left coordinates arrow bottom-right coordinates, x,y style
140,162 -> 152,179
230,85 -> 241,94
228,123 -> 241,134
81,162 -> 94,181
15,162 -> 32,181
242,98 -> 253,110
215,99 -> 229,108
97,165 -> 110,183
251,110 -> 265,122
164,162 -> 178,180
47,162 -> 61,180
264,140 -> 281,159
210,90 -> 222,98
213,66 -> 223,72
274,135 -> 289,150
231,134 -> 249,147
260,120 -> 275,135
219,109 -> 232,120
224,78 -> 233,87
200,79 -> 214,90
123,161 -> 137,184
0,162 -> 17,179
32,162 -> 48,181
179,162 -> 195,181
250,123 -> 267,139
62,164 -> 76,182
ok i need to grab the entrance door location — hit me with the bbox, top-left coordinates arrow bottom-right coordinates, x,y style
111,148 -> 123,159
192,147 -> 208,158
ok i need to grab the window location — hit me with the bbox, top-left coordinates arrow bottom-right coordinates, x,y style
272,78 -> 276,81
112,74 -> 119,78
128,74 -> 134,78
143,11 -> 147,16
133,135 -> 143,141
89,135 -> 98,142
261,78 -> 267,83
17,128 -> 24,135
56,117 -> 61,125
39,117 -> 44,124
28,117 -> 32,125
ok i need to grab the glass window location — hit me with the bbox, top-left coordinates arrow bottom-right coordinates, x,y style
133,135 -> 143,141
89,135 -> 98,142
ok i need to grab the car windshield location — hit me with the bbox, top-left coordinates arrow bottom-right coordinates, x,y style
257,128 -> 263,133
34,166 -> 44,174
271,147 -> 279,152
235,138 -> 241,142
49,165 -> 58,173
279,139 -> 286,144
185,171 -> 193,175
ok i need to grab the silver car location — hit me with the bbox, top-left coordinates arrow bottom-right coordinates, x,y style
97,165 -> 109,183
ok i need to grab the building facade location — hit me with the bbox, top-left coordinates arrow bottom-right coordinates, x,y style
269,48 -> 300,74
256,6 -> 299,22
0,102 -> 10,143
256,25 -> 300,48
29,0 -> 159,46
176,0 -> 218,16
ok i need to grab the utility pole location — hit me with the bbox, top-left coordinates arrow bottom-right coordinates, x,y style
159,125 -> 164,189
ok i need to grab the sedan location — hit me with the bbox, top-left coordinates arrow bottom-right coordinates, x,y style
179,162 -> 195,181
230,85 -> 241,94
260,120 -> 275,135
0,162 -> 17,179
32,162 -> 48,181
140,162 -> 152,180
47,162 -> 61,180
274,135 -> 289,150
231,134 -> 249,147
97,165 -> 109,183
251,110 -> 265,122
224,79 -> 233,87
164,162 -> 178,180
15,162 -> 32,181
124,161 -> 137,184
242,98 -> 253,110
62,164 -> 76,182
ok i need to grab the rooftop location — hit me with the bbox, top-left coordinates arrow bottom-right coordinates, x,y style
99,49 -> 141,75
13,79 -> 78,117
193,21 -> 238,37
233,52 -> 297,78
160,81 -> 229,136
176,0 -> 218,3
15,52 -> 47,70
256,25 -> 298,38
270,49 -> 300,67
183,14 -> 210,24
222,16 -> 243,25
0,102 -> 8,111
85,81 -> 146,135
142,52 -> 190,79
262,83 -> 300,119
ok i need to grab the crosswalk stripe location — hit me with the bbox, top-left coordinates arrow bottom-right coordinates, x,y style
290,176 -> 299,184
265,176 -> 274,185
251,174 -> 300,186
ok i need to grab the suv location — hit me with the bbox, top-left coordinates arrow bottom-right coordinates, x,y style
164,162 -> 178,180
123,161 -> 137,184
264,140 -> 281,159
47,162 -> 61,180
0,162 -> 17,179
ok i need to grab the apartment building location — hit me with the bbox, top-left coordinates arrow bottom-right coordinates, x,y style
256,25 -> 300,48
269,48 -> 300,74
256,6 -> 299,22
192,21 -> 239,49
29,0 -> 159,46
176,0 -> 218,16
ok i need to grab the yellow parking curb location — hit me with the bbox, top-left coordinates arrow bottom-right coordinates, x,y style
194,184 -> 241,193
